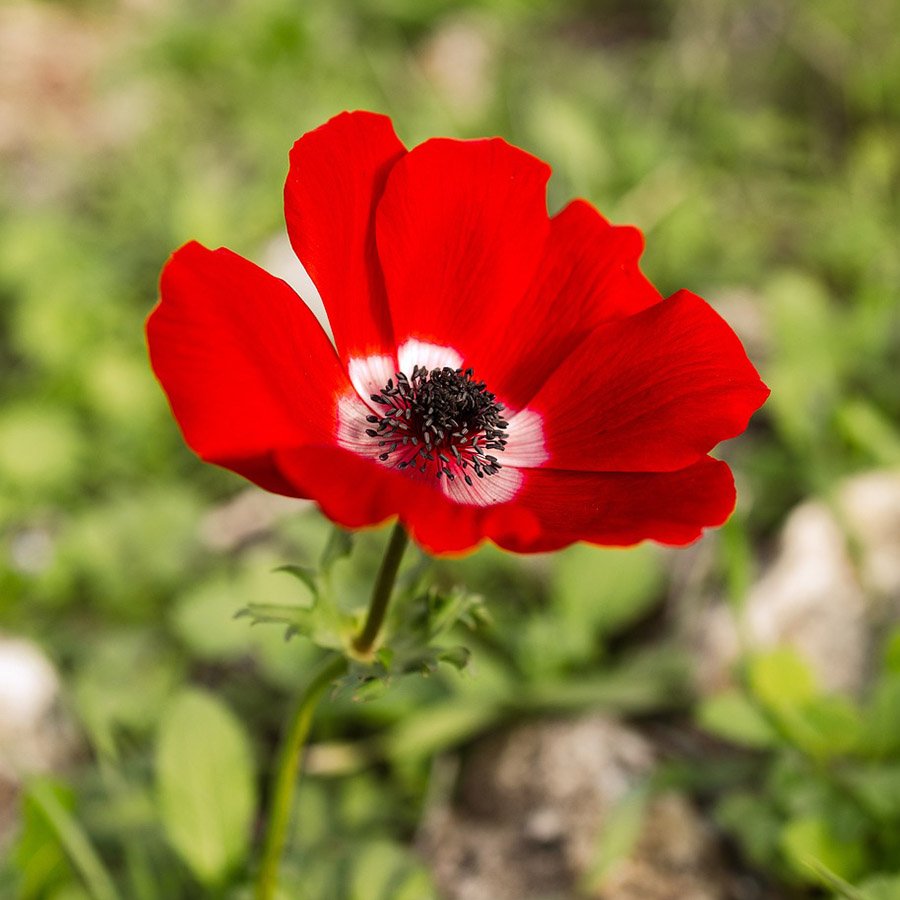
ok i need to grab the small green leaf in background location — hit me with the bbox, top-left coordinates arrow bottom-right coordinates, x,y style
582,785 -> 651,892
781,816 -> 867,884
347,839 -> 436,900
805,860 -> 868,899
842,764 -> 900,823
857,874 -> 900,900
862,675 -> 900,757
697,689 -> 779,749
883,629 -> 900,675
554,544 -> 665,640
749,647 -> 817,709
155,689 -> 257,886
747,648 -> 862,759
523,545 -> 665,675
715,792 -> 783,872
16,778 -> 120,900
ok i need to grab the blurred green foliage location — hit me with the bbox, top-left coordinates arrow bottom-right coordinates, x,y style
2,0 -> 899,897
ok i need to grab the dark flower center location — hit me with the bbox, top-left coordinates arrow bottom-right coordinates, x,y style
366,366 -> 508,486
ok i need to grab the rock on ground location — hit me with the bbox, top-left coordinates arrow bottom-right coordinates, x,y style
0,635 -> 76,845
691,468 -> 900,696
420,715 -> 732,900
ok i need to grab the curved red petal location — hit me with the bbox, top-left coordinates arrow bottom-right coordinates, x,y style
284,111 -> 406,361
528,290 -> 770,472
491,457 -> 736,553
275,445 -> 540,556
147,242 -> 349,495
481,199 -> 662,408
375,136 -> 551,380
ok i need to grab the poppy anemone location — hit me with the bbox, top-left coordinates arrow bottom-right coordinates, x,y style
147,111 -> 768,555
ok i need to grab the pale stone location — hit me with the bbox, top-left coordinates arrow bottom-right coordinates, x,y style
421,716 -> 730,899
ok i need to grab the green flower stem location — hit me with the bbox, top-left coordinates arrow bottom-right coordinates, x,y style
352,520 -> 410,657
256,522 -> 410,899
255,653 -> 347,900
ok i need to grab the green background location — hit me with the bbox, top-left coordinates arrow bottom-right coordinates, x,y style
2,0 -> 899,897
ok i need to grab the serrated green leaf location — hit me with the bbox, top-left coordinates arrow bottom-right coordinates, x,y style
156,689 -> 256,885
234,600 -> 349,650
352,677 -> 391,703
437,646 -> 471,671
235,602 -> 316,631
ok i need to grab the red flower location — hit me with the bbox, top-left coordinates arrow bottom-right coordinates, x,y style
147,111 -> 768,555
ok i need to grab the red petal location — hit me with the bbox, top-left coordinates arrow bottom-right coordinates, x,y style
527,290 -> 770,472
492,457 -> 736,553
147,242 -> 349,495
274,447 -> 733,555
375,136 -> 551,374
479,199 -> 663,408
275,445 -> 540,555
284,111 -> 406,361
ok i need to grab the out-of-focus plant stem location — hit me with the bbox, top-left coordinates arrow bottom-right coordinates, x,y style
255,653 -> 347,900
255,522 -> 410,900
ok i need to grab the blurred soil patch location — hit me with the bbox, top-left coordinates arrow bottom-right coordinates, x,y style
0,2 -> 154,203
421,716 -> 744,900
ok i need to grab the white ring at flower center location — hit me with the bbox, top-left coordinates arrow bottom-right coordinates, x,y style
339,341 -> 546,507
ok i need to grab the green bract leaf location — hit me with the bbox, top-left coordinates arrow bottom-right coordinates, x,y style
320,526 -> 353,571
273,564 -> 320,600
391,585 -> 488,649
437,645 -> 471,672
156,689 -> 257,886
234,600 -> 345,650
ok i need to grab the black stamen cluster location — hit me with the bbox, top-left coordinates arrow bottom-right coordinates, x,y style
367,366 -> 508,486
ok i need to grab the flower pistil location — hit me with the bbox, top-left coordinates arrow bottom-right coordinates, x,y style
366,365 -> 508,486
